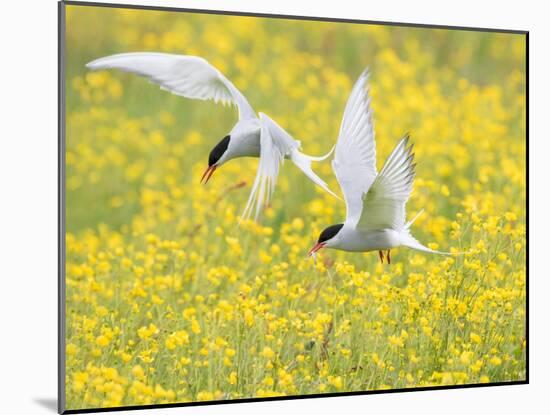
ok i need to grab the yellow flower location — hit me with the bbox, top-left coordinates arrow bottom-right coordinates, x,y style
505,212 -> 517,221
196,391 -> 214,401
340,348 -> 352,357
277,368 -> 294,388
137,323 -> 158,340
225,236 -> 243,256
460,351 -> 473,365
328,375 -> 343,389
165,330 -> 190,350
291,217 -> 304,231
66,343 -> 79,355
260,346 -> 275,359
182,307 -> 196,320
388,335 -> 404,347
259,250 -> 273,264
489,356 -> 502,366
262,376 -> 274,387
131,365 -> 145,380
95,335 -> 110,347
470,333 -> 482,344
191,319 -> 201,334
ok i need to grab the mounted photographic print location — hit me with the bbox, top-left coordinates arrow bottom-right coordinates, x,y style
59,1 -> 528,413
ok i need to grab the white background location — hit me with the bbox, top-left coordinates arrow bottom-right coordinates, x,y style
0,0 -> 542,413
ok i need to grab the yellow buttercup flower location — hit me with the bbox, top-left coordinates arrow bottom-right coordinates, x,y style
260,347 -> 275,359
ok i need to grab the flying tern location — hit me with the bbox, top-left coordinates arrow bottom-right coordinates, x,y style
308,70 -> 453,264
86,53 -> 338,220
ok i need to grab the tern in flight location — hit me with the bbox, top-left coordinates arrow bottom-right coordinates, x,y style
308,70 -> 453,264
86,53 -> 338,220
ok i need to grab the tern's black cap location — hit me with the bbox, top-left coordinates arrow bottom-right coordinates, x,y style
318,223 -> 344,243
208,135 -> 230,166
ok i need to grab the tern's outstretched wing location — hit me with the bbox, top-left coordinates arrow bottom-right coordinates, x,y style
241,113 -> 340,221
356,135 -> 415,231
241,113 -> 297,221
331,69 -> 378,228
86,52 -> 256,120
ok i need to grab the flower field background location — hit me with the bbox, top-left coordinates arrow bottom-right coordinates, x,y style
64,5 -> 527,410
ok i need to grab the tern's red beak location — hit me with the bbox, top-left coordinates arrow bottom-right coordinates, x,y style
308,242 -> 326,256
200,165 -> 217,184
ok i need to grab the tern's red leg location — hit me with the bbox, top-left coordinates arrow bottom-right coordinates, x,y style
378,250 -> 384,264
386,250 -> 391,264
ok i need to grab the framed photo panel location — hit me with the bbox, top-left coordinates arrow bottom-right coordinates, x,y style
59,1 -> 528,413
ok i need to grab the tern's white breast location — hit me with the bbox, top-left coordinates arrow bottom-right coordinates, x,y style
227,118 -> 261,159
334,227 -> 402,252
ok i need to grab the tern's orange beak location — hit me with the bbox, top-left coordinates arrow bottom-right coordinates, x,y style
200,165 -> 217,184
308,242 -> 326,257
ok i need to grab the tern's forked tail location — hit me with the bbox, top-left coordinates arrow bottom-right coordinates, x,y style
399,231 -> 451,255
289,149 -> 341,201
399,209 -> 460,255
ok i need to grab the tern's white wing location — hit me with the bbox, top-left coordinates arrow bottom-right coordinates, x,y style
241,113 -> 340,220
332,69 -> 377,227
357,135 -> 415,231
86,52 -> 256,120
241,113 -> 298,221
